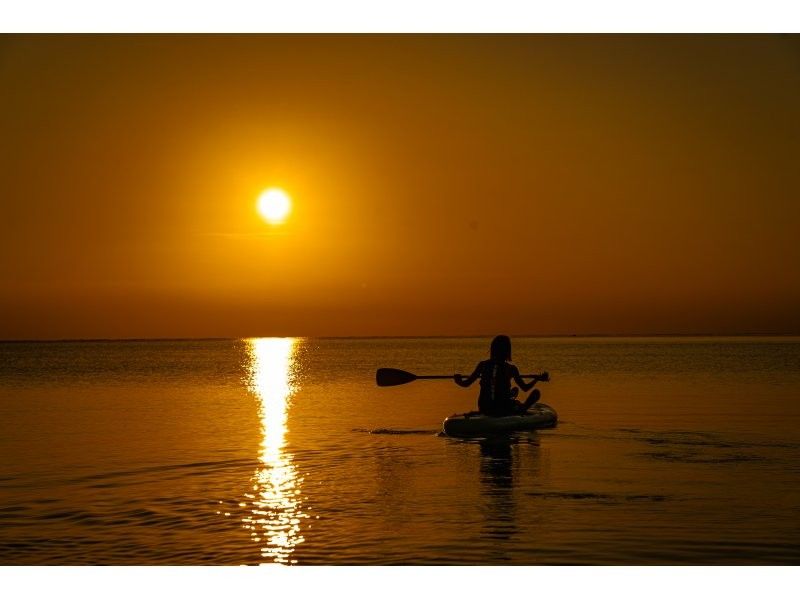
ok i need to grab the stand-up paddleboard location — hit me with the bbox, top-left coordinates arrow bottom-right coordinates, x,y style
442,403 -> 558,437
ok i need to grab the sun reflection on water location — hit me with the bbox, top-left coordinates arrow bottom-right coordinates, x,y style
242,337 -> 307,565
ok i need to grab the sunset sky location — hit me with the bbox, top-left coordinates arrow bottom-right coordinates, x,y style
1,34 -> 799,339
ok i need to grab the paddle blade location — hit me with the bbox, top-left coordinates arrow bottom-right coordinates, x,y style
376,368 -> 418,387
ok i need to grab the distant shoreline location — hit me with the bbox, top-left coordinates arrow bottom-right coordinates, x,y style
2,333 -> 800,343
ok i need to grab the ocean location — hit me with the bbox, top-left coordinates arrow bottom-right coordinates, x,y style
1,336 -> 799,565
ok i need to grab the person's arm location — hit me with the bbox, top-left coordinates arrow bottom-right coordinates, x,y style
512,365 -> 549,392
454,362 -> 481,387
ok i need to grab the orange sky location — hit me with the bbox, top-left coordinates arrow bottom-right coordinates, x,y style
1,34 -> 799,339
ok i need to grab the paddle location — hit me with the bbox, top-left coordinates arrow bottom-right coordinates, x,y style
376,367 -> 548,387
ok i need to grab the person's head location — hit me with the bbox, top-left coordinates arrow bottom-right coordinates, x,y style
489,335 -> 512,362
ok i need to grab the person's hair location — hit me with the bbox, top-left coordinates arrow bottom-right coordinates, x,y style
489,335 -> 512,362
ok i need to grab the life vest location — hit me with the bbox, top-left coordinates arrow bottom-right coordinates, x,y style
478,359 -> 512,404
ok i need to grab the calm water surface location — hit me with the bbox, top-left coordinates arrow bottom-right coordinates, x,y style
1,337 -> 799,565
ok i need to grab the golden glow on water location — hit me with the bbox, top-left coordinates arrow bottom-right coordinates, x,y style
242,337 -> 307,565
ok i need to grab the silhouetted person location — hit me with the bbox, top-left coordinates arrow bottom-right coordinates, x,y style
455,335 -> 548,416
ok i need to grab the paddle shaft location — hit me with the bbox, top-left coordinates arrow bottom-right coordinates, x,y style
418,374 -> 539,379
375,367 -> 548,387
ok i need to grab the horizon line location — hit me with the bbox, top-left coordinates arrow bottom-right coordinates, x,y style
2,332 -> 800,343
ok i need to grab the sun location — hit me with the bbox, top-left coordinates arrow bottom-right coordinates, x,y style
257,188 -> 292,224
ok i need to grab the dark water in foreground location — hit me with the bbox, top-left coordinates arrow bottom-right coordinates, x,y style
1,336 -> 799,565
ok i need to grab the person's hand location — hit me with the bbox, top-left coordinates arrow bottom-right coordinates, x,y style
540,371 -> 550,382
